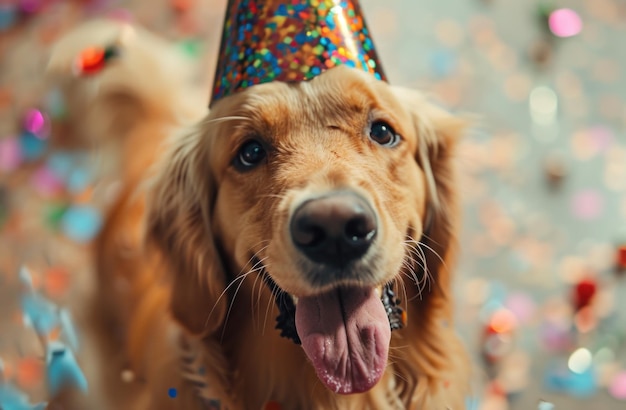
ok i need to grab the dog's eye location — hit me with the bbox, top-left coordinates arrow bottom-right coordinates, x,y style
234,139 -> 266,170
369,121 -> 400,147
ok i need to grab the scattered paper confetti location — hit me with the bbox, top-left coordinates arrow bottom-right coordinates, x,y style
548,8 -> 583,38
46,342 -> 88,396
60,205 -> 102,243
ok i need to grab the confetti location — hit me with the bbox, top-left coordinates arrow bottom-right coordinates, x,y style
537,401 -> 554,410
571,189 -> 604,221
548,9 -> 583,38
60,205 -> 102,243
72,45 -> 120,76
568,348 -> 593,374
19,132 -> 47,161
529,86 -> 558,125
21,292 -> 59,335
0,382 -> 47,410
22,109 -> 47,138
0,137 -> 24,172
0,4 -> 17,32
31,166 -> 64,197
46,342 -> 88,396
168,387 -> 177,398
16,358 -> 44,390
609,371 -> 626,400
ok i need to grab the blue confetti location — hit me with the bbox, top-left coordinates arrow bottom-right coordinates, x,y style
19,132 -> 47,161
0,382 -> 47,410
0,4 -> 18,32
544,363 -> 597,397
66,168 -> 92,193
46,342 -> 88,396
46,152 -> 75,180
21,293 -> 59,335
429,49 -> 457,77
59,308 -> 79,351
465,396 -> 480,410
60,205 -> 102,243
168,387 -> 177,398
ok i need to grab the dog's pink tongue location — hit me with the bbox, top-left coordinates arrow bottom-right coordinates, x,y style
295,287 -> 390,394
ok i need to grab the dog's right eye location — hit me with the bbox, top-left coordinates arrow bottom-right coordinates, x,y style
234,139 -> 267,170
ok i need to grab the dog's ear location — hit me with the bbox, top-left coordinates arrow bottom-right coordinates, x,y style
392,87 -> 466,302
388,88 -> 471,407
146,127 -> 227,336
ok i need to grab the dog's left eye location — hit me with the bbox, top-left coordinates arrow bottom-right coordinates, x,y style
234,139 -> 266,170
369,121 -> 400,147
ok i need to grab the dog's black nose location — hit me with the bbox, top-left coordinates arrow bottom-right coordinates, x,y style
290,192 -> 377,266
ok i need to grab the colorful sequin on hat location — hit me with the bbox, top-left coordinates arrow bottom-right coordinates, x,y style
211,0 -> 386,105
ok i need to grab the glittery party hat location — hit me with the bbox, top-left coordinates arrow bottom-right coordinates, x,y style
211,0 -> 386,105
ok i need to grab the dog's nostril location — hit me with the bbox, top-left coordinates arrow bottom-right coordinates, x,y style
293,224 -> 326,247
345,215 -> 376,242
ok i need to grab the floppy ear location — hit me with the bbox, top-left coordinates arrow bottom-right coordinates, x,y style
392,87 -> 467,306
146,127 -> 227,336
389,87 -> 470,407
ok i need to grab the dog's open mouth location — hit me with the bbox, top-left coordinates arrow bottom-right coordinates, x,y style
295,286 -> 390,394
264,273 -> 406,394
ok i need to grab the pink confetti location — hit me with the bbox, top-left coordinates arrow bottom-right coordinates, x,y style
549,8 -> 583,38
571,189 -> 604,220
31,166 -> 64,197
0,136 -> 23,172
504,293 -> 536,324
609,371 -> 626,400
107,8 -> 134,23
23,109 -> 47,138
588,125 -> 614,153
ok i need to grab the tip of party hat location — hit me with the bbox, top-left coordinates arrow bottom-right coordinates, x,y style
211,0 -> 385,106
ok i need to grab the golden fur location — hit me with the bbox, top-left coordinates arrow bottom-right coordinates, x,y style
47,20 -> 470,410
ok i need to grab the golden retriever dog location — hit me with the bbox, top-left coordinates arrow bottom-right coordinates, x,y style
47,19 -> 470,410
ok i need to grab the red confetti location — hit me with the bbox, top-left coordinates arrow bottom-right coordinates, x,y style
573,278 -> 597,311
74,46 -> 106,76
616,245 -> 626,270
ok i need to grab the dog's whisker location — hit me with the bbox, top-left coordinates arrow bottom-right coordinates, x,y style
220,271 -> 250,343
262,276 -> 281,336
219,259 -> 269,340
205,254 -> 269,330
203,115 -> 251,125
414,243 -> 432,296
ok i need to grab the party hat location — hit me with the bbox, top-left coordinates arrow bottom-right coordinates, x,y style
211,0 -> 386,106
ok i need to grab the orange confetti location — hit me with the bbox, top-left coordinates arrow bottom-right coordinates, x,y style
49,326 -> 62,341
45,267 -> 71,298
16,358 -> 44,389
488,309 -> 517,334
171,0 -> 193,12
75,47 -> 106,75
73,185 -> 94,204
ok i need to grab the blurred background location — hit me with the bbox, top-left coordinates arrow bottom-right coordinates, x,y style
1,0 -> 625,409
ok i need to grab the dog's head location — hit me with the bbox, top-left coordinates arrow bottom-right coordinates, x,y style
148,65 -> 464,395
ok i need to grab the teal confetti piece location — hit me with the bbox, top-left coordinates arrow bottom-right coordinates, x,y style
0,382 -> 47,410
60,205 -> 102,243
21,292 -> 59,335
46,342 -> 88,396
59,308 -> 79,351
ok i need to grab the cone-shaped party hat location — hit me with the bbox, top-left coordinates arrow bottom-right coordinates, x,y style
211,0 -> 386,106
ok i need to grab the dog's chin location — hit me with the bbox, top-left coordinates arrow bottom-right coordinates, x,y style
294,285 -> 391,394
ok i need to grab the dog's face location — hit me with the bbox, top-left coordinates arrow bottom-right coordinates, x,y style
149,65 -> 463,395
